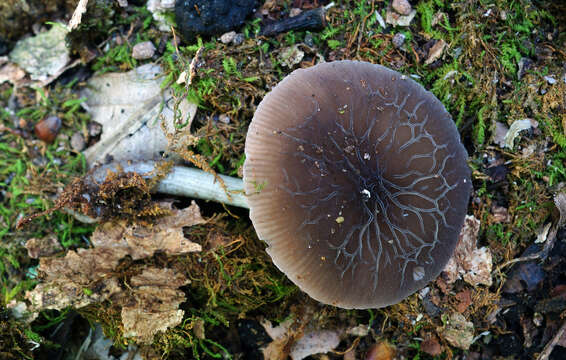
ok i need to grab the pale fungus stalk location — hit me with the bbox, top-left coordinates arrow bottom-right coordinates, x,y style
91,161 -> 248,209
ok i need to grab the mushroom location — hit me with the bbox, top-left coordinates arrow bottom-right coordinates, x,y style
68,60 -> 471,309
243,60 -> 472,309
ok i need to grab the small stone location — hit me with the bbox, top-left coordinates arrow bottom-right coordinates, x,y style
544,75 -> 556,85
232,33 -> 245,46
132,41 -> 156,60
218,114 -> 230,124
18,118 -> 28,129
220,31 -> 236,44
34,116 -> 61,143
392,0 -> 412,15
392,33 -> 406,48
289,8 -> 302,17
88,121 -> 102,138
385,8 -> 417,27
71,132 -> 86,151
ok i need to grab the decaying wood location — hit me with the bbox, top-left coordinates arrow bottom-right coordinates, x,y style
260,8 -> 326,37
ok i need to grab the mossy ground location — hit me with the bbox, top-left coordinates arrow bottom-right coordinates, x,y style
1,0 -> 565,359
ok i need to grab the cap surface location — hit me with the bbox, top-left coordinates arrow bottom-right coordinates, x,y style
244,60 -> 472,309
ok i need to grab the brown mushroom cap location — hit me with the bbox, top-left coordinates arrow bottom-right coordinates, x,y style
244,60 -> 472,309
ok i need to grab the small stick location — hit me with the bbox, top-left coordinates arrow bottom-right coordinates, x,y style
260,7 -> 327,37
495,225 -> 558,273
537,319 -> 566,360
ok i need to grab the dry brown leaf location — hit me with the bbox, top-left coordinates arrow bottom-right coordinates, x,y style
425,39 -> 446,65
365,341 -> 396,360
25,235 -> 63,259
439,313 -> 475,350
442,215 -> 493,286
0,63 -> 26,85
26,247 -> 124,310
420,333 -> 443,356
26,202 -> 203,315
121,268 -> 189,344
91,201 -> 204,259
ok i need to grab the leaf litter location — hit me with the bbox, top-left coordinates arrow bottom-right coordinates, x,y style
26,201 -> 204,343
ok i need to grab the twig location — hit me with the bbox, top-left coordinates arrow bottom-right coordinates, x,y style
495,224 -> 558,273
68,0 -> 89,30
537,318 -> 566,360
260,7 -> 326,37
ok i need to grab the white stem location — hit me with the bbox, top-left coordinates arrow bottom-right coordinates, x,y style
92,161 -> 248,209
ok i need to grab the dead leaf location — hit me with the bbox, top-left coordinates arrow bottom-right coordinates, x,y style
121,267 -> 189,344
0,63 -> 26,85
365,341 -> 396,360
290,330 -> 341,360
455,289 -> 473,313
346,324 -> 369,337
425,39 -> 446,65
421,334 -> 443,356
25,202 -> 203,313
25,235 -> 63,259
91,201 -> 204,259
385,8 -> 417,26
261,318 -> 295,360
81,63 -> 197,166
504,118 -> 537,150
440,313 -> 474,350
26,247 -> 124,310
493,121 -> 509,148
442,215 -> 493,286
278,45 -> 305,68
9,24 -> 69,82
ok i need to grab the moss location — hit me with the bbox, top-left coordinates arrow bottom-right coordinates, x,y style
0,313 -> 35,359
1,0 -> 564,357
